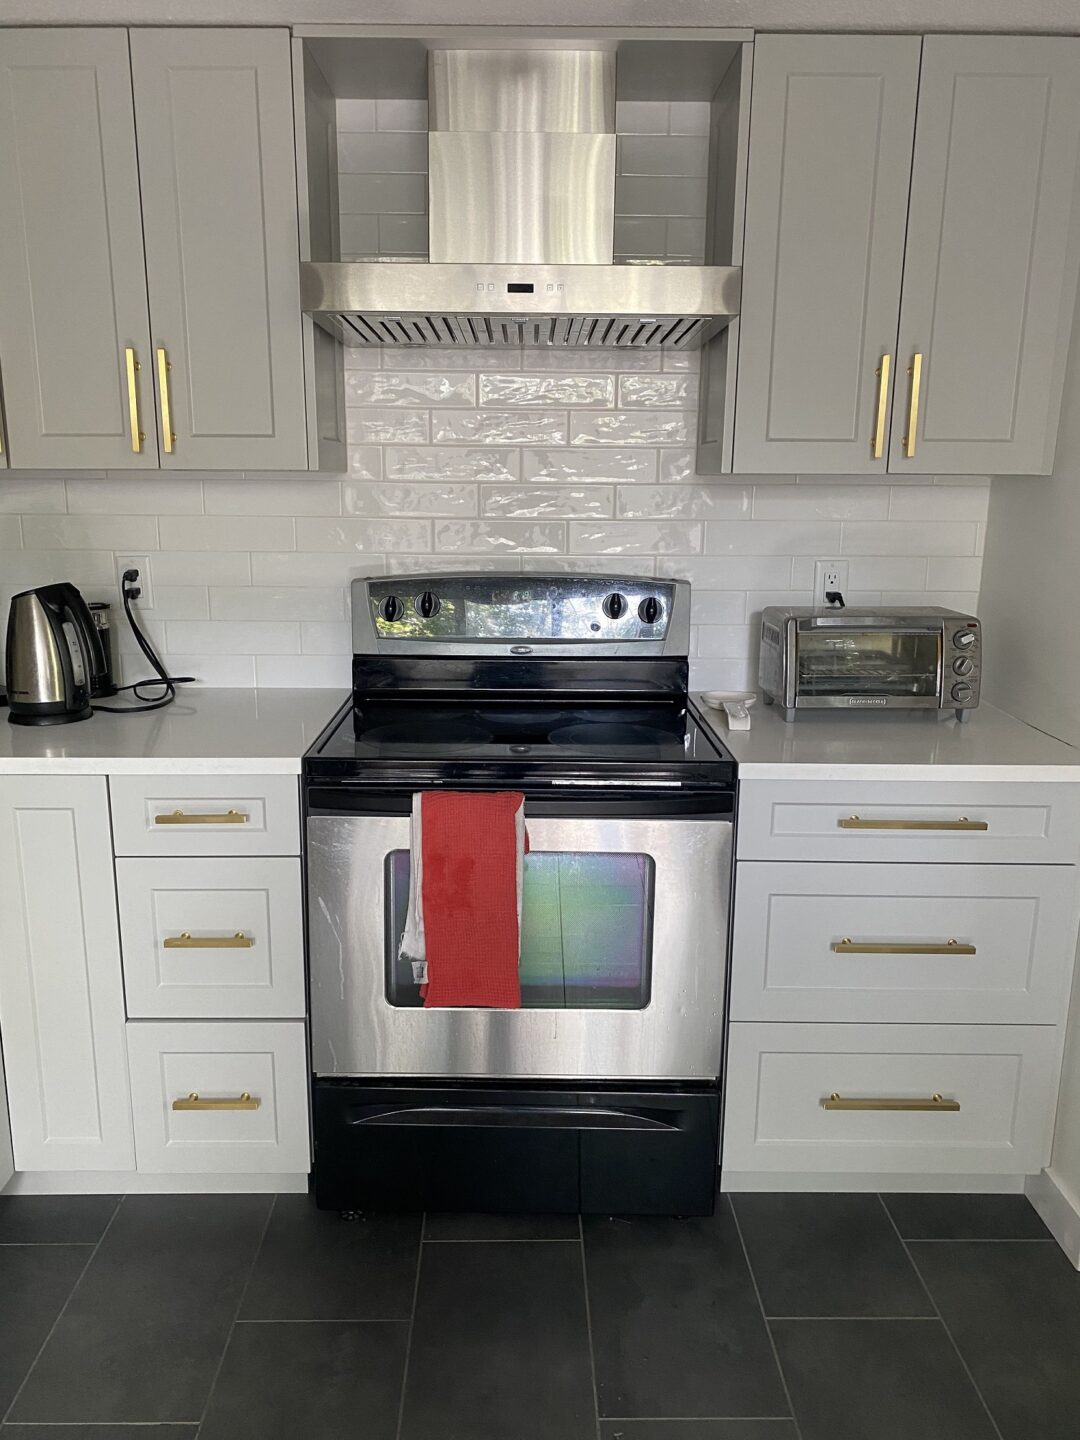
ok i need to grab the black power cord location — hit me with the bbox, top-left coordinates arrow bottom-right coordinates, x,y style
92,569 -> 195,714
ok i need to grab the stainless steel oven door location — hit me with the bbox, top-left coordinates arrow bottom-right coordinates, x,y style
308,812 -> 732,1082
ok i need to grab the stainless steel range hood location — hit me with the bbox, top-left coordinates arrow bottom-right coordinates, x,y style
301,48 -> 741,350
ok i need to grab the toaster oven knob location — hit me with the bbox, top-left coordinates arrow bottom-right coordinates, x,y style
953,629 -> 977,649
416,590 -> 440,619
638,596 -> 661,625
952,655 -> 975,677
951,681 -> 973,703
602,592 -> 627,620
379,594 -> 405,623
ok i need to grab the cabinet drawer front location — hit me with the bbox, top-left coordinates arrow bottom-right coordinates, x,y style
737,779 -> 1080,864
110,775 -> 299,856
723,1022 -> 1058,1176
117,857 -> 305,1019
126,1020 -> 309,1173
731,861 -> 1078,1024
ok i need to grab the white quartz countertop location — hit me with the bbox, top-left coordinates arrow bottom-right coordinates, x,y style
0,689 -> 347,774
693,695 -> 1080,781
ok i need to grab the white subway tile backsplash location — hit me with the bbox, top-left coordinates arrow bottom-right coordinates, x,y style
615,100 -> 669,135
844,556 -> 928,590
658,556 -> 793,589
689,590 -> 748,624
336,98 -> 375,131
569,521 -> 703,555
375,98 -> 428,132
149,551 -> 252,587
658,449 -> 695,483
378,214 -> 428,255
481,486 -> 614,519
65,477 -> 204,515
571,411 -> 692,446
251,552 -> 386,587
344,481 -> 478,517
166,620 -> 300,655
435,520 -> 565,554
433,411 -> 567,445
0,515 -> 22,547
255,654 -> 352,688
295,518 -> 431,552
524,447 -> 657,484
616,485 -> 751,521
347,408 -> 429,445
617,375 -> 696,408
522,555 -> 658,577
204,478 -> 342,516
705,520 -> 841,556
0,549 -> 117,587
209,587 -> 345,622
840,521 -> 980,556
339,172 -> 426,215
668,101 -> 712,136
347,447 -> 382,480
345,372 -> 476,407
752,484 -> 890,520
160,516 -> 294,552
388,347 -> 521,371
340,214 -> 379,256
22,514 -> 158,550
926,556 -> 984,590
618,135 -> 710,177
386,446 -> 519,483
479,374 -> 615,408
387,554 -> 524,574
140,585 -> 211,621
526,347 -> 659,372
300,621 -> 352,655
888,484 -> 990,521
695,624 -> 753,659
616,176 -> 706,218
156,654 -> 256,688
0,477 -> 67,513
338,131 -> 428,174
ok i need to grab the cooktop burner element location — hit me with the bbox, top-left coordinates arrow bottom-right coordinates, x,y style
548,721 -> 679,748
361,719 -> 494,746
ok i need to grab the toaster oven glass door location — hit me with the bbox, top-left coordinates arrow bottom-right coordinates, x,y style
795,627 -> 942,699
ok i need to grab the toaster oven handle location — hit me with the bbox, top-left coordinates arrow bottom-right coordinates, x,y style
838,816 -> 988,831
348,1105 -> 680,1132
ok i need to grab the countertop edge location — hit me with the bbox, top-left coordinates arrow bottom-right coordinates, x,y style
0,758 -> 304,776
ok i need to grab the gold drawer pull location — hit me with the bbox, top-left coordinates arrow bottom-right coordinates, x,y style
832,938 -> 976,956
838,815 -> 988,831
155,809 -> 250,826
822,1092 -> 960,1112
163,931 -> 255,950
172,1091 -> 260,1112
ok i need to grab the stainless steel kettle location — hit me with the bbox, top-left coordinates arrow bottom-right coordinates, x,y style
5,583 -> 107,726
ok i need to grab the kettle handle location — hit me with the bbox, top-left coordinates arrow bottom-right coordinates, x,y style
52,584 -> 107,689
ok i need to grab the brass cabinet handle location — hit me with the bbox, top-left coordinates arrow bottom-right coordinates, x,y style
872,352 -> 891,459
838,815 -> 988,831
832,937 -> 976,956
156,346 -> 176,453
154,809 -> 249,826
822,1092 -> 960,1112
125,347 -> 145,454
902,351 -> 922,457
163,931 -> 255,949
172,1091 -> 260,1112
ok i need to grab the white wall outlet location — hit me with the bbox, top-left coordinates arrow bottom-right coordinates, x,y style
115,554 -> 154,612
814,559 -> 849,608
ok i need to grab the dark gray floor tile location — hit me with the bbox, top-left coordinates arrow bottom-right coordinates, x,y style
400,1240 -> 595,1440
0,1246 -> 91,1412
732,1193 -> 932,1318
3,1428 -> 197,1437
424,1211 -> 580,1241
199,1321 -> 406,1440
583,1201 -> 788,1419
9,1194 -> 271,1424
911,1239 -> 1080,1440
239,1194 -> 420,1320
0,1195 -> 119,1245
883,1192 -> 1051,1240
600,1424 -> 796,1439
773,1318 -> 997,1440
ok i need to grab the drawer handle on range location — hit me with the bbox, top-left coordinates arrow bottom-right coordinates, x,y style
822,1092 -> 960,1112
154,809 -> 249,825
172,1091 -> 260,1112
832,938 -> 976,956
838,815 -> 988,831
163,931 -> 254,949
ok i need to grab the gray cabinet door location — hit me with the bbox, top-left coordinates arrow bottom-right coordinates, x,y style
733,35 -> 921,475
0,29 -> 156,470
130,28 -> 308,471
892,37 -> 1080,476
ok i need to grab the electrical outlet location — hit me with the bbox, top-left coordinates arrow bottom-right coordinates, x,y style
814,559 -> 849,608
115,554 -> 154,612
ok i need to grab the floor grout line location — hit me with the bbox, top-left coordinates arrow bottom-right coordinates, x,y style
876,1193 -> 1006,1440
421,1236 -> 582,1243
393,1211 -> 426,1440
727,1196 -> 805,1440
600,1418 -> 798,1424
765,1314 -> 943,1322
578,1213 -> 603,1440
0,1195 -> 125,1427
891,1237 -> 1054,1244
192,1192 -> 277,1440
234,1317 -> 412,1324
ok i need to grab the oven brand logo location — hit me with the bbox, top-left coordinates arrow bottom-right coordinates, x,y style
847,697 -> 889,706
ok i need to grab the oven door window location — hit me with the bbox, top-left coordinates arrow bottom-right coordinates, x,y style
796,628 -> 941,698
385,850 -> 655,1009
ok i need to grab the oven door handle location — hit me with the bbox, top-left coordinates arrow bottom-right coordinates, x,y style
347,1104 -> 682,1132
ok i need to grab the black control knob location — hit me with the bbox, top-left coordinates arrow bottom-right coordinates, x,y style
602,592 -> 627,620
379,595 -> 405,623
638,596 -> 661,625
416,590 -> 440,619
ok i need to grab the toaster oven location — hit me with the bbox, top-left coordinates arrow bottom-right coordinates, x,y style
759,607 -> 981,722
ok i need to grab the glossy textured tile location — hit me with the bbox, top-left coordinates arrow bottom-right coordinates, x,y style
345,371 -> 476,407
295,518 -> 432,552
241,1198 -> 420,1321
199,1321 -> 407,1440
479,373 -> 615,407
658,447 -> 696,483
424,1213 -> 581,1241
911,1240 -> 1080,1440
523,555 -> 658,577
571,410 -> 692,445
0,1246 -> 92,1412
435,520 -> 566,553
616,484 -> 750,520
617,374 -> 696,408
526,346 -> 659,371
658,556 -> 793,589
10,1196 -> 270,1424
773,1319 -> 996,1440
346,444 -> 382,479
251,551 -> 386,587
733,1194 -> 932,1318
400,1241 -> 594,1440
569,520 -> 702,554
0,1195 -> 118,1245
583,1203 -> 787,1419
482,485 -> 614,519
388,346 -> 520,371
387,554 -> 524,573
432,410 -> 568,445
524,446 -> 657,483
343,480 -> 478,516
346,407 -> 430,445
385,445 -> 519,483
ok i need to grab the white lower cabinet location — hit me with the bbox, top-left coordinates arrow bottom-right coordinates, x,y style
723,1022 -> 1059,1176
126,1020 -> 309,1174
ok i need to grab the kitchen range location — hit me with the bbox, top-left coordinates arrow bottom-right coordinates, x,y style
304,574 -> 736,1216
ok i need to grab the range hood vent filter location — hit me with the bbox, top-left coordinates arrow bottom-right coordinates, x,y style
328,312 -> 715,350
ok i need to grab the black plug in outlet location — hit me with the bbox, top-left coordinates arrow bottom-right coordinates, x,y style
122,567 -> 142,601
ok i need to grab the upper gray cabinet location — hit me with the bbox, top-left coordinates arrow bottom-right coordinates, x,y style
730,33 -> 1080,476
0,27 -> 317,472
0,29 -> 156,470
130,29 -> 308,471
732,35 -> 921,475
894,37 -> 1080,475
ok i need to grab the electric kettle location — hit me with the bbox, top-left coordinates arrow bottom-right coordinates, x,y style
5,583 -> 107,726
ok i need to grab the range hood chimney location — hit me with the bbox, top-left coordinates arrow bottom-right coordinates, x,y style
301,48 -> 741,350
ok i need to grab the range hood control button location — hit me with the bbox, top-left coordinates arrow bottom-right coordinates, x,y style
602,593 -> 627,620
416,591 -> 440,619
953,629 -> 977,649
639,596 -> 661,625
379,595 -> 405,622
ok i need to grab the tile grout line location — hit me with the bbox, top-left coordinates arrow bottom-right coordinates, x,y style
393,1211 -> 426,1440
876,1193 -> 1006,1440
0,1194 -> 125,1426
578,1214 -> 603,1440
192,1193 -> 277,1440
727,1196 -> 806,1440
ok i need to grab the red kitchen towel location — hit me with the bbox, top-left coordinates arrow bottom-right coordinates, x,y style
420,791 -> 526,1009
